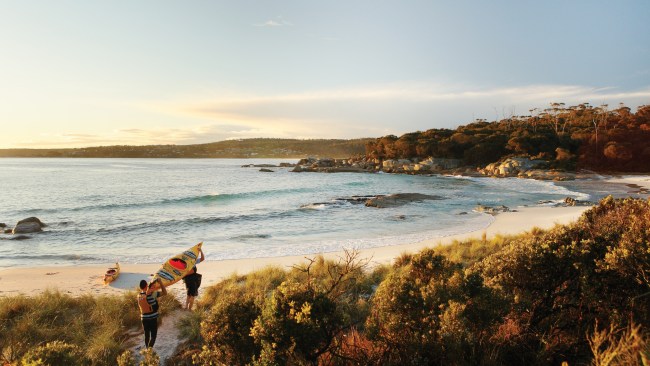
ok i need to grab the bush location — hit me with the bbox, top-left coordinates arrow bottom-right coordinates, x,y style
366,249 -> 506,365
250,279 -> 343,365
21,341 -> 88,366
116,350 -> 136,366
192,250 -> 375,366
477,196 -> 650,364
139,348 -> 160,366
198,294 -> 261,365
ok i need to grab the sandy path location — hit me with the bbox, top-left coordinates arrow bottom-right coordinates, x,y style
128,309 -> 185,366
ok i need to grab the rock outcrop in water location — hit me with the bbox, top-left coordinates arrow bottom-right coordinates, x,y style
12,217 -> 46,234
289,156 -> 469,175
474,204 -> 511,215
300,194 -> 444,209
284,155 -> 579,182
478,157 -> 576,181
365,193 -> 444,208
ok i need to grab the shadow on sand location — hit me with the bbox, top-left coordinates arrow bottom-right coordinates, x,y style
108,272 -> 154,290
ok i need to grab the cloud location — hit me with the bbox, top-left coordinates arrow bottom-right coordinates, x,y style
173,83 -> 650,137
8,83 -> 649,149
254,16 -> 293,27
116,124 -> 292,145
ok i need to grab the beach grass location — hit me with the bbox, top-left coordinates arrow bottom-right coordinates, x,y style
0,289 -> 180,365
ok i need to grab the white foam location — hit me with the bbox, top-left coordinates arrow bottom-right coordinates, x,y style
468,176 -> 591,201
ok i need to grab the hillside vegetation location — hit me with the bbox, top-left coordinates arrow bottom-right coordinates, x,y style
365,103 -> 650,172
171,196 -> 649,366
1,197 -> 648,365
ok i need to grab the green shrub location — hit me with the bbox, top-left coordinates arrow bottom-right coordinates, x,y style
139,348 -> 160,366
20,341 -> 88,366
192,250 -> 374,365
250,279 -> 343,365
116,350 -> 136,366
477,196 -> 650,364
366,249 -> 506,365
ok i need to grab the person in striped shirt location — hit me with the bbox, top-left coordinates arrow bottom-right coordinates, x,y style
138,278 -> 167,348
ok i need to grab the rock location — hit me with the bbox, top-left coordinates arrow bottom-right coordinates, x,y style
298,157 -> 317,165
12,217 -> 46,234
480,157 -> 548,177
365,193 -> 443,208
17,217 -> 46,227
562,197 -> 593,207
4,229 -> 12,234
279,162 -> 296,167
0,223 -> 6,228
259,168 -> 274,172
474,204 -> 510,215
413,164 -> 431,172
254,164 -> 277,168
10,235 -> 31,240
13,222 -> 42,234
313,158 -> 335,168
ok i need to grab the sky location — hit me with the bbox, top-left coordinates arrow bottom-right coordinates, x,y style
1,1 -> 649,149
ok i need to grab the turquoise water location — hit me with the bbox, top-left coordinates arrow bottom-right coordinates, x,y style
0,158 -> 590,268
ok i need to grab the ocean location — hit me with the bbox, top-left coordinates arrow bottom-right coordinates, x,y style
0,158 -> 593,268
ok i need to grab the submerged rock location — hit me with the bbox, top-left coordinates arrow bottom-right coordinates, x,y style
301,194 -> 443,209
10,235 -> 31,240
474,204 -> 510,215
365,193 -> 444,208
562,197 -> 594,207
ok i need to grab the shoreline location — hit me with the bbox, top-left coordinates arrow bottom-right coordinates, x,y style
1,174 -> 647,298
0,205 -> 590,298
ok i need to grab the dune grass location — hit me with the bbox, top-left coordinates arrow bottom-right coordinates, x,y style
0,289 -> 180,365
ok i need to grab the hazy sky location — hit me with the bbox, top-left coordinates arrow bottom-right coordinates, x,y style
1,1 -> 649,148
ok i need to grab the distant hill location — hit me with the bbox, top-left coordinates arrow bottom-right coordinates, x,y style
0,138 -> 373,159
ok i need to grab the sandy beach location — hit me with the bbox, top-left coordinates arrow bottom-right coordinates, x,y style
1,175 -> 647,299
0,205 -> 590,299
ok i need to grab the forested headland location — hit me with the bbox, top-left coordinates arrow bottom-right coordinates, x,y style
364,103 -> 650,172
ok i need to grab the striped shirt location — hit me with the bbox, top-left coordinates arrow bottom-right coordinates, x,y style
140,291 -> 160,320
